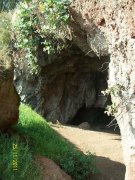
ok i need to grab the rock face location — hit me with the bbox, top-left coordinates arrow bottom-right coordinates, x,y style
14,47 -> 110,124
12,0 -> 135,179
78,122 -> 90,130
68,0 -> 135,179
13,0 -> 112,125
35,156 -> 72,180
0,50 -> 20,130
71,106 -> 112,130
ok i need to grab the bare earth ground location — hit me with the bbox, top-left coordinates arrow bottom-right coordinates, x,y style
52,125 -> 125,180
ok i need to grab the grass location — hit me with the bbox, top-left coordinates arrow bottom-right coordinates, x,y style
0,132 -> 42,180
0,104 -> 97,180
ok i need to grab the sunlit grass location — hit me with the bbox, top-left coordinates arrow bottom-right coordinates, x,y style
0,104 -> 97,180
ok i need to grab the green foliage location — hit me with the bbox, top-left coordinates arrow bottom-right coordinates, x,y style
0,12 -> 11,49
105,103 -> 118,116
0,104 -> 97,179
102,84 -> 124,116
0,133 -> 42,180
13,0 -> 70,73
15,104 -> 97,180
101,85 -> 122,97
59,150 -> 97,180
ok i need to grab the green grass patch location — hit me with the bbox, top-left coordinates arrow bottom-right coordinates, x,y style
0,133 -> 42,180
0,104 -> 97,180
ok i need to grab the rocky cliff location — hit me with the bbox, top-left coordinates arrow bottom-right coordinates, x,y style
14,43 -> 110,124
68,1 -> 135,179
13,0 -> 114,124
0,50 -> 20,130
13,0 -> 113,124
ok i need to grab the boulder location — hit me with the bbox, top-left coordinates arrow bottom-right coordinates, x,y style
78,122 -> 90,130
0,50 -> 20,130
35,156 -> 72,180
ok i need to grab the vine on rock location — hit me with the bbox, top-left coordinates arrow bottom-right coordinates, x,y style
13,0 -> 70,74
102,84 -> 124,116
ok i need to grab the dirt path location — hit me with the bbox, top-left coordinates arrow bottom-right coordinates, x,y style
52,125 -> 125,180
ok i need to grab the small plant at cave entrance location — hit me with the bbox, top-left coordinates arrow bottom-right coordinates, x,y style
13,0 -> 71,74
102,84 -> 125,116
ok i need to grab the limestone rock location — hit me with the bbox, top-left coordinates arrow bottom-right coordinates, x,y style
13,0 -> 111,124
78,122 -> 90,130
0,50 -> 20,130
68,2 -> 109,57
35,156 -> 72,180
14,51 -> 110,124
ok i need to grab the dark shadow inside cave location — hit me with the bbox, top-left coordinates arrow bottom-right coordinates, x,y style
69,105 -> 120,133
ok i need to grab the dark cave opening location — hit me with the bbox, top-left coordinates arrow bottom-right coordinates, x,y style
69,105 -> 119,132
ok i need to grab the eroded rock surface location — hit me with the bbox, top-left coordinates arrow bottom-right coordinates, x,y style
69,0 -> 135,179
14,0 -> 113,124
0,50 -> 19,130
78,122 -> 90,130
14,48 -> 110,124
35,156 -> 72,180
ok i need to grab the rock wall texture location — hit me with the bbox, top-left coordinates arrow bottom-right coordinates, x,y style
13,0 -> 114,125
14,46 -> 110,124
0,50 -> 20,130
68,0 -> 135,179
35,156 -> 72,180
13,0 -> 135,178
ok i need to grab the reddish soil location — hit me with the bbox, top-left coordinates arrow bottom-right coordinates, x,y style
52,125 -> 125,180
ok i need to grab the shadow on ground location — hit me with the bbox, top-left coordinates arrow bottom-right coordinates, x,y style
90,155 -> 125,180
66,124 -> 120,135
52,125 -> 125,180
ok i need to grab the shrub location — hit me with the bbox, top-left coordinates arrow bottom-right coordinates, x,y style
13,0 -> 71,73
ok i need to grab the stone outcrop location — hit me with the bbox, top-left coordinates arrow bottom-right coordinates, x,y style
12,0 -> 135,179
68,0 -> 135,179
68,4 -> 109,58
35,156 -> 72,180
78,122 -> 90,130
14,47 -> 110,124
0,50 -> 19,130
13,1 -> 113,125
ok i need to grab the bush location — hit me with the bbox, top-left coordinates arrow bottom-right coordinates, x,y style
13,0 -> 71,74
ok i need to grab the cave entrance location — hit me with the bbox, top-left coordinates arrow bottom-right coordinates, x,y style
69,105 -> 119,133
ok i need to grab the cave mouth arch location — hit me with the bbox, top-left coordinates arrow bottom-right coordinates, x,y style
69,105 -> 119,133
